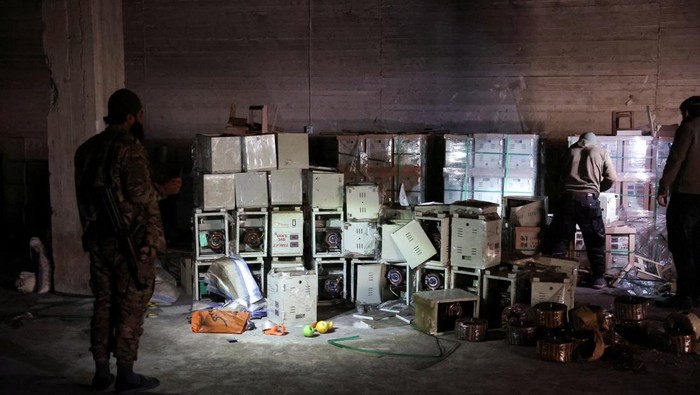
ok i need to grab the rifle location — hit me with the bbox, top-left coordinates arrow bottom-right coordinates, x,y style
101,187 -> 148,290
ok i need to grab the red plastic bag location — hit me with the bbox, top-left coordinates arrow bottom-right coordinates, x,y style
191,310 -> 250,334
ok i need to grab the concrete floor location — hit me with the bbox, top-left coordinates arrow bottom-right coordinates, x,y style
1,285 -> 699,395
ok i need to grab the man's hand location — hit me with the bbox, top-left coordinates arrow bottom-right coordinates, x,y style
159,177 -> 182,196
657,193 -> 668,207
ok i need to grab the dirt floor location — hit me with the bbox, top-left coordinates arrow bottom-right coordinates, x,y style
1,280 -> 700,395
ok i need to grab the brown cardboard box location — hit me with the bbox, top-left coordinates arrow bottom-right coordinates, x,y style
503,196 -> 548,227
514,226 -> 542,254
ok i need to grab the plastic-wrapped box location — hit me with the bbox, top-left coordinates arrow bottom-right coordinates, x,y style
444,135 -> 471,168
393,134 -> 426,166
473,134 -> 505,154
472,177 -> 502,192
365,135 -> 394,168
276,133 -> 309,169
443,169 -> 469,203
393,166 -> 423,205
243,134 -> 277,171
505,155 -> 535,171
337,134 -> 365,182
620,180 -> 654,212
503,177 -> 535,195
472,153 -> 503,169
472,191 -> 503,207
269,169 -> 303,206
235,171 -> 268,208
194,173 -> 236,210
505,134 -> 538,155
196,134 -> 242,173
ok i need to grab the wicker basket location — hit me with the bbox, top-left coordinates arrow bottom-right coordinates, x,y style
537,337 -> 575,362
455,317 -> 489,342
669,334 -> 696,355
614,296 -> 649,321
505,320 -> 538,346
535,302 -> 568,329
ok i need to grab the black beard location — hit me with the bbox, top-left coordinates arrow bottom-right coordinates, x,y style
131,120 -> 145,141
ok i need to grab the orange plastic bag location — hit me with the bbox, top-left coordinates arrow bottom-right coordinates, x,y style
191,310 -> 250,334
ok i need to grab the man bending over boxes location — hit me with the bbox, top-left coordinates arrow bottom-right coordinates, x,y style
549,132 -> 618,289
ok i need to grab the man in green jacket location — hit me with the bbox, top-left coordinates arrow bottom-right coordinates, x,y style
549,132 -> 618,289
656,96 -> 700,310
75,89 -> 164,392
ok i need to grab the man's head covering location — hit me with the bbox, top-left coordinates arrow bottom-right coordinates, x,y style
104,89 -> 142,125
578,132 -> 597,143
680,96 -> 700,118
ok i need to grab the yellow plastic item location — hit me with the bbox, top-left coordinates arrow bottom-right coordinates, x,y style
316,321 -> 329,334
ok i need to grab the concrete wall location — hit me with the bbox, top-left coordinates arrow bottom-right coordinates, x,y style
2,0 -> 700,256
123,0 -> 700,140
0,0 -> 50,252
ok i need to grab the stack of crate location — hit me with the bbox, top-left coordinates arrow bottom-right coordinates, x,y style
336,133 -> 432,206
192,134 -> 240,300
232,134 -> 276,292
500,196 -> 548,257
448,200 -> 503,317
192,132 -> 311,298
307,170 -> 347,303
379,206 -> 416,305
268,134 -> 309,273
343,183 -> 382,303
566,135 -> 660,218
443,134 -> 540,211
413,204 -> 451,293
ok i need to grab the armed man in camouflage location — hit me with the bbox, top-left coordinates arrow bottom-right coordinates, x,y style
75,89 -> 166,393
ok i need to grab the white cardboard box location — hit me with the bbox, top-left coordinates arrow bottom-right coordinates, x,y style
355,263 -> 383,304
342,221 -> 378,257
196,134 -> 242,173
235,171 -> 268,208
309,171 -> 344,209
243,134 -> 277,171
599,192 -> 619,223
531,277 -> 574,311
450,215 -> 501,269
269,169 -> 303,206
194,173 -> 236,210
473,134 -> 505,154
267,270 -> 317,327
270,210 -> 304,256
503,196 -> 547,227
415,216 -> 450,265
276,133 -> 309,169
380,222 -> 409,262
390,220 -> 438,269
346,184 -> 381,221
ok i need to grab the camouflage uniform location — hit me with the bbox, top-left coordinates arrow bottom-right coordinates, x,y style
75,124 -> 165,363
